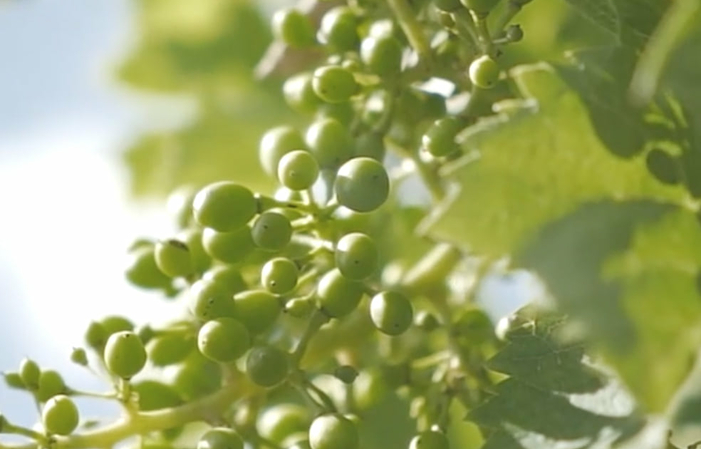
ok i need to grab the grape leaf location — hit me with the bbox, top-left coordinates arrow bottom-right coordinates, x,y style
519,202 -> 701,413
420,63 -> 684,258
470,308 -> 645,448
563,0 -> 668,48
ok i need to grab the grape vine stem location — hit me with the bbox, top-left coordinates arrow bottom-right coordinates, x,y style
385,0 -> 432,62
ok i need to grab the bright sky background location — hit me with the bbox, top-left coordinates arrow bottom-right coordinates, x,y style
0,0 -> 532,432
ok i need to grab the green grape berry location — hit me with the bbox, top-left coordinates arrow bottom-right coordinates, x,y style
171,357 -> 222,401
155,239 -> 194,278
317,269 -> 364,318
284,73 -> 323,114
272,8 -> 316,48
167,185 -> 197,229
85,321 -> 108,351
285,297 -> 315,318
19,358 -> 40,390
312,66 -> 359,104
370,291 -> 413,336
102,316 -> 134,335
233,290 -> 282,334
104,331 -> 147,379
198,427 -> 244,449
334,365 -> 359,384
353,131 -> 385,162
193,182 -> 256,232
319,7 -> 359,53
133,380 -> 183,411
360,35 -> 403,78
178,228 -> 213,273
506,24 -> 524,42
202,265 -> 247,295
261,258 -> 299,294
251,211 -> 293,251
246,346 -> 289,387
646,148 -> 680,185
461,0 -> 500,14
125,245 -> 171,290
148,334 -> 195,366
469,55 -> 500,88
3,372 -> 25,390
258,404 -> 310,445
422,116 -> 464,157
260,126 -> 307,178
70,348 -> 89,367
334,157 -> 390,213
198,318 -> 251,363
453,308 -> 493,343
189,279 -> 236,321
309,414 -> 359,449
36,370 -> 66,402
414,311 -> 440,332
42,395 -> 79,436
409,430 -> 449,449
306,118 -> 353,169
335,232 -> 379,280
202,226 -> 255,265
278,150 -> 320,191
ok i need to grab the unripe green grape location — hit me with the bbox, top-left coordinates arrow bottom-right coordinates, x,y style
261,258 -> 299,294
453,308 -> 493,343
335,232 -> 379,280
422,116 -> 464,157
42,395 -> 79,436
155,239 -> 194,278
258,404 -> 310,444
317,269 -> 364,318
287,438 -> 312,449
178,228 -> 212,273
434,0 -> 462,11
395,88 -> 447,125
316,102 -> 355,127
370,291 -> 413,336
318,7 -> 359,53
278,150 -> 320,191
136,325 -> 155,345
102,316 -> 134,334
167,185 -> 197,229
193,182 -> 256,232
251,212 -> 293,251
3,372 -> 25,390
198,318 -> 251,363
202,226 -> 255,265
309,414 -> 359,449
104,331 -> 147,379
334,365 -> 359,384
284,73 -> 323,114
353,368 -> 389,409
245,346 -> 289,387
198,427 -> 244,449
202,266 -> 247,295
125,245 -> 172,290
461,0 -> 500,14
409,430 -> 449,449
233,290 -> 282,334
334,157 -> 390,212
272,8 -> 316,48
148,334 -> 195,367
414,311 -> 440,332
260,126 -> 307,178
360,35 -> 403,78
36,370 -> 66,402
646,148 -> 680,185
70,348 -> 88,367
306,118 -> 353,169
312,66 -> 359,104
506,24 -> 524,42
285,297 -> 315,318
189,279 -> 236,321
171,356 -> 222,401
353,132 -> 385,162
19,358 -> 40,390
469,55 -> 500,89
132,380 -> 183,411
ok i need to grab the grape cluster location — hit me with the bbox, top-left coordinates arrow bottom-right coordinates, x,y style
0,0 -> 530,448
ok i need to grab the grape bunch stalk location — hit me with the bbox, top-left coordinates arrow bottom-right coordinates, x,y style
0,1 -> 534,448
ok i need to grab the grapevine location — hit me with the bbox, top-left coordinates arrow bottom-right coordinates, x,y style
3,1 -> 701,449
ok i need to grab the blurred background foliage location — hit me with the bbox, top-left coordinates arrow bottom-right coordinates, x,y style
118,0 -> 608,201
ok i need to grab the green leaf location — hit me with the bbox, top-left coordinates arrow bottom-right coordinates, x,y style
420,64 -> 683,258
519,202 -> 701,412
470,307 -> 645,448
563,0 -> 668,48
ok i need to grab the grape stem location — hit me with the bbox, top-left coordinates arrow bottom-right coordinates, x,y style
291,310 -> 329,366
0,372 -> 254,449
385,0 -> 432,62
470,11 -> 494,55
385,138 -> 446,203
